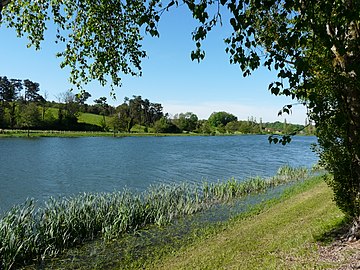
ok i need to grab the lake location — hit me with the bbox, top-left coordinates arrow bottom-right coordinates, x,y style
0,135 -> 318,212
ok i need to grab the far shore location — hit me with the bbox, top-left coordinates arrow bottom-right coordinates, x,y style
0,129 -> 309,138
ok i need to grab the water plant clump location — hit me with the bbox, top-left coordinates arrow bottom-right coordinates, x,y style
203,165 -> 308,201
0,165 -> 309,269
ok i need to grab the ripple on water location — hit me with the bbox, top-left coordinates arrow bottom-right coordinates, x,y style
0,135 -> 318,212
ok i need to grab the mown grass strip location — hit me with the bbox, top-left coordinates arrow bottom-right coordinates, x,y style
152,177 -> 344,270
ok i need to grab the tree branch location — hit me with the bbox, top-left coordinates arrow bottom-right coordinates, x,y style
0,0 -> 11,21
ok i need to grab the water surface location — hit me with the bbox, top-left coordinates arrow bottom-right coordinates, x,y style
0,135 -> 317,212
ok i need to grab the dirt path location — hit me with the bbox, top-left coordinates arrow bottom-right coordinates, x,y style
318,239 -> 360,269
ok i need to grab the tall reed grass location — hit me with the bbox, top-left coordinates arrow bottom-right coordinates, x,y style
0,165 -> 308,269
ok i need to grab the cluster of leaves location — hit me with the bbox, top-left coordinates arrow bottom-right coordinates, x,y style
1,0 -> 154,92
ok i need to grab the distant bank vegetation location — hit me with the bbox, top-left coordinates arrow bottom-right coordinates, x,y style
0,76 -> 315,136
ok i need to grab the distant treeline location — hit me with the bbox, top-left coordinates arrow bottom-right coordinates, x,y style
0,76 -> 314,135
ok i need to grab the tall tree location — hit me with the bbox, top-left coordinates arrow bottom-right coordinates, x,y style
0,77 -> 21,103
0,76 -> 11,103
23,79 -> 44,103
0,77 -> 12,125
20,102 -> 41,136
75,90 -> 92,113
142,98 -> 151,127
94,96 -> 109,130
8,78 -> 22,128
115,101 -> 133,133
174,112 -> 199,132
129,95 -> 144,126
149,102 -> 164,124
58,90 -> 79,128
184,0 -> 360,234
0,76 -> 22,128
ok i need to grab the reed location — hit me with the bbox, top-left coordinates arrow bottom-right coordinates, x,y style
0,166 -> 309,269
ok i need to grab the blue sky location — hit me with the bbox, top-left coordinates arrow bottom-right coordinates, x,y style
0,6 -> 307,124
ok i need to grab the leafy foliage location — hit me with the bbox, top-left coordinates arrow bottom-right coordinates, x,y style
24,79 -> 44,103
112,95 -> 164,132
19,102 -> 41,131
154,116 -> 180,133
0,0 -> 152,93
208,111 -> 237,128
173,112 -> 198,132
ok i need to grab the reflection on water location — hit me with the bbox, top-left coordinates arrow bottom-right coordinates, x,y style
0,135 -> 318,212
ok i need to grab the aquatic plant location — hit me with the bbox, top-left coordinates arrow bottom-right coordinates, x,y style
0,166 -> 309,269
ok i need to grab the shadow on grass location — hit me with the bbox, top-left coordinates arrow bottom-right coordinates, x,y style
315,217 -> 351,245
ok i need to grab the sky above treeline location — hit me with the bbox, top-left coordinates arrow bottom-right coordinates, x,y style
0,6 -> 308,124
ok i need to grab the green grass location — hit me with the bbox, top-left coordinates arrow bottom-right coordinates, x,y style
47,109 -> 107,127
0,166 -> 310,269
45,107 -> 57,118
0,130 -> 116,137
78,113 -> 110,127
152,177 -> 345,270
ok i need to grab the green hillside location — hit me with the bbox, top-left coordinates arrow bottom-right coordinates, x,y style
78,113 -> 108,127
45,108 -> 106,127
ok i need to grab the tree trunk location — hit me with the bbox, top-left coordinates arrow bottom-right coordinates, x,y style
326,12 -> 360,237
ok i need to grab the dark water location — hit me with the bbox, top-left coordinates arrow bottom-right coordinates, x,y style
0,135 -> 318,212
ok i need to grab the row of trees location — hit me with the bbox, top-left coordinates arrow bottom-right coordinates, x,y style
1,76 -> 306,135
0,76 -> 114,131
111,95 -> 164,132
150,112 -> 307,135
0,76 -> 45,130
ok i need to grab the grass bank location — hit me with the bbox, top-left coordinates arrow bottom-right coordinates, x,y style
31,175 -> 349,270
152,177 -> 345,270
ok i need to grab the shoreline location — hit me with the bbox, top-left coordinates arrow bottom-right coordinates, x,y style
0,129 -> 312,138
1,167 -> 311,269
22,175 -> 352,270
